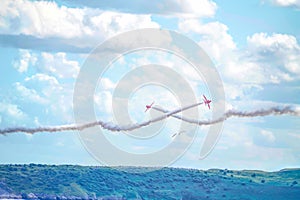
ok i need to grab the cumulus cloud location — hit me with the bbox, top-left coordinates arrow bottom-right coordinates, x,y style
14,82 -> 47,104
246,33 -> 300,78
25,73 -> 60,88
0,102 -> 26,125
17,73 -> 62,105
13,49 -> 80,79
224,32 -> 300,85
179,20 -> 236,61
0,0 -> 160,52
10,49 -> 83,123
38,52 -> 80,79
0,0 -> 83,38
100,78 -> 116,90
178,19 -> 300,113
13,49 -> 37,73
57,0 -> 217,18
178,19 -> 237,75
94,91 -> 113,115
267,0 -> 300,8
0,102 -> 25,119
179,19 -> 300,85
13,50 -> 80,79
24,73 -> 61,98
17,73 -> 74,122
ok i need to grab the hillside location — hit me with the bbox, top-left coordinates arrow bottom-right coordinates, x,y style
0,164 -> 299,199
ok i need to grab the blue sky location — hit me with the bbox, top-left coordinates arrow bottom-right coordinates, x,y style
0,0 -> 300,171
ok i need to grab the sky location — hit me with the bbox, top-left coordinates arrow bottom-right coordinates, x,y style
0,0 -> 300,171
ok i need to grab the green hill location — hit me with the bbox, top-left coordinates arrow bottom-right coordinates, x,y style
0,164 -> 299,199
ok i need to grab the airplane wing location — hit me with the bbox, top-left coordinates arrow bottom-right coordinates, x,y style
203,95 -> 207,101
208,104 -> 210,109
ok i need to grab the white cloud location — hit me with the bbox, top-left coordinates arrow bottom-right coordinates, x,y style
247,32 -> 298,49
13,50 -> 80,79
25,73 -> 61,91
25,73 -> 58,83
0,0 -> 91,38
223,83 -> 263,100
0,0 -> 159,42
88,11 -> 159,37
19,73 -> 74,122
178,19 -> 300,122
94,90 -> 113,115
223,32 -> 299,85
260,130 -> 276,143
175,0 -> 217,17
4,104 -> 24,118
58,0 -> 217,18
179,19 -> 257,100
4,50 -> 82,125
39,52 -> 80,79
11,49 -> 86,123
179,20 -> 236,62
178,19 -> 300,103
0,102 -> 26,124
24,73 -> 62,98
100,78 -> 116,90
247,33 -> 300,78
268,0 -> 300,8
14,82 -> 47,104
13,49 -> 37,73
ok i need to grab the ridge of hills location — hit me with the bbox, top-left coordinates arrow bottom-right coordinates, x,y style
0,164 -> 299,199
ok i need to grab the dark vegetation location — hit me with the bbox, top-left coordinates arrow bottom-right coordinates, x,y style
0,164 -> 299,199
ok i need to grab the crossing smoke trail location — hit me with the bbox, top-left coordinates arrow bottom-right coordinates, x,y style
0,102 -> 203,135
0,103 -> 299,135
152,106 -> 300,125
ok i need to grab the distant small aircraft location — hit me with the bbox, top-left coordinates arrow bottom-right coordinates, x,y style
145,101 -> 155,112
203,95 -> 212,109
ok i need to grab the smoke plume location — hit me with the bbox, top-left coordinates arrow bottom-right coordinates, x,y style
0,103 -> 299,135
152,106 -> 300,125
0,102 -> 203,135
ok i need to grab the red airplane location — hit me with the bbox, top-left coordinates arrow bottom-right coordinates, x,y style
203,95 -> 212,109
145,101 -> 155,112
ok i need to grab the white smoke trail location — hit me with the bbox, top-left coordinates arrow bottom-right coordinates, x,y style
152,106 -> 300,125
0,103 -> 299,135
0,102 -> 203,135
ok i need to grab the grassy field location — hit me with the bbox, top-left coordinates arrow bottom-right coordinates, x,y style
0,164 -> 299,199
